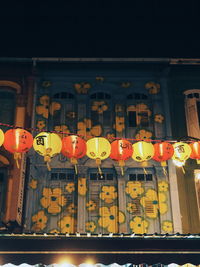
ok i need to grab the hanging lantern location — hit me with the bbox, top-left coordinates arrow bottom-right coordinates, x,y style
190,141 -> 200,164
0,129 -> 4,146
3,128 -> 33,168
86,137 -> 111,174
172,142 -> 192,167
62,135 -> 87,174
33,132 -> 62,170
132,141 -> 154,167
110,139 -> 133,175
153,142 -> 174,166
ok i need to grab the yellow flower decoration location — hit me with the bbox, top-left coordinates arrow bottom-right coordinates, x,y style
36,95 -> 61,119
121,82 -> 131,88
65,182 -> 75,193
129,216 -> 149,234
125,181 -> 144,199
154,114 -> 164,123
32,210 -> 47,232
40,188 -> 67,215
145,81 -> 160,94
115,104 -> 123,113
96,76 -> 105,82
78,178 -> 87,196
54,125 -> 70,139
50,229 -> 60,234
158,181 -> 169,192
140,189 -> 168,218
86,200 -> 97,211
126,202 -> 137,214
135,129 -> 152,140
66,111 -> 76,119
37,120 -> 46,130
86,221 -> 97,232
106,132 -> 115,142
58,216 -> 75,233
29,179 -> 38,190
98,206 -> 125,233
42,81 -> 52,88
162,221 -> 173,233
100,185 -> 117,204
67,203 -> 77,214
77,118 -> 102,139
74,82 -> 91,94
114,117 -> 125,132
91,101 -> 108,114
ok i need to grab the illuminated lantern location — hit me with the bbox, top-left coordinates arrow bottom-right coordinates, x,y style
0,129 -> 4,146
86,137 -> 111,174
190,141 -> 200,164
172,142 -> 192,167
110,139 -> 133,175
62,135 -> 86,174
3,128 -> 33,168
132,141 -> 154,166
153,142 -> 174,166
33,132 -> 62,170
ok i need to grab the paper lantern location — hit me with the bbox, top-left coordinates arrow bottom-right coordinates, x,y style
132,141 -> 154,166
190,141 -> 200,164
0,129 -> 4,147
110,139 -> 133,175
33,132 -> 62,170
3,128 -> 33,168
172,142 -> 192,167
153,142 -> 174,166
86,137 -> 111,174
62,135 -> 86,173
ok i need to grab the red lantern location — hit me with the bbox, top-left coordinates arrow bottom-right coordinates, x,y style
153,142 -> 174,166
62,135 -> 86,173
110,139 -> 133,175
190,141 -> 200,164
3,128 -> 33,168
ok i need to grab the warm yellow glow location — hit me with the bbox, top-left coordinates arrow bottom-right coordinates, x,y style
84,259 -> 95,266
58,257 -> 73,266
194,170 -> 200,180
173,159 -> 185,167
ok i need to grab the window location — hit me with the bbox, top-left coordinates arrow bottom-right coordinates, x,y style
50,170 -> 75,180
127,107 -> 150,127
129,173 -> 153,181
90,172 -> 114,181
127,93 -> 148,100
0,91 -> 16,130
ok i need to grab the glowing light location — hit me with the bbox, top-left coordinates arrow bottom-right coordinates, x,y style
58,257 -> 73,267
173,159 -> 185,167
194,170 -> 200,180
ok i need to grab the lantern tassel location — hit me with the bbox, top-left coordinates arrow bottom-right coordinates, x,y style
143,167 -> 147,175
44,148 -> 52,171
181,166 -> 185,174
71,158 -> 78,175
162,167 -> 168,177
119,160 -> 125,176
74,164 -> 78,175
96,158 -> 102,175
14,152 -> 21,169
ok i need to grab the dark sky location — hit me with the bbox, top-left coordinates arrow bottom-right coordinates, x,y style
0,1 -> 200,58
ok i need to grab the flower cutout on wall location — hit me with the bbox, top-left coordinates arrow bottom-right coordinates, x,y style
40,188 -> 67,215
96,76 -> 105,82
106,132 -> 115,142
37,120 -> 46,130
129,216 -> 149,234
86,200 -> 97,211
65,182 -> 75,193
135,129 -> 153,140
158,181 -> 169,192
126,202 -> 138,214
50,229 -> 60,234
121,82 -> 132,88
66,111 -> 76,119
92,101 -> 108,114
67,203 -> 77,214
74,82 -> 91,94
99,186 -> 117,204
154,114 -> 164,123
78,178 -> 87,196
58,216 -> 75,233
140,189 -> 168,218
162,220 -> 173,233
54,125 -> 70,139
29,179 -> 38,190
125,181 -> 144,199
31,210 -> 48,232
145,81 -> 160,94
77,119 -> 102,139
86,221 -> 97,233
42,81 -> 52,88
36,95 -> 61,119
98,206 -> 125,233
115,104 -> 123,113
113,116 -> 125,132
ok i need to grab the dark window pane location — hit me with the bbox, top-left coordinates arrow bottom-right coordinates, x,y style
103,110 -> 111,127
98,173 -> 105,180
91,110 -> 99,125
141,94 -> 148,99
51,173 -> 58,180
139,111 -> 149,127
97,92 -> 104,99
59,173 -> 67,180
137,174 -> 145,181
105,94 -> 111,99
194,93 -> 200,98
134,93 -> 140,99
90,173 -> 97,180
53,93 -> 60,98
107,173 -> 113,180
66,173 -> 74,180
69,93 -> 74,99
90,94 -> 96,99
146,174 -> 153,181
127,94 -> 133,99
129,174 -> 137,181
61,92 -> 68,98
128,111 -> 137,127
188,94 -> 193,98
0,173 -> 4,183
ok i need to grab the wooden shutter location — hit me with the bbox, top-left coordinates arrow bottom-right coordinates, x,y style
185,98 -> 200,138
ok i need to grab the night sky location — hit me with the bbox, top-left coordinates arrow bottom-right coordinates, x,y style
0,1 -> 200,58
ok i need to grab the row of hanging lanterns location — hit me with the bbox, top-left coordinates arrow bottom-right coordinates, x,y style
0,128 -> 200,173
